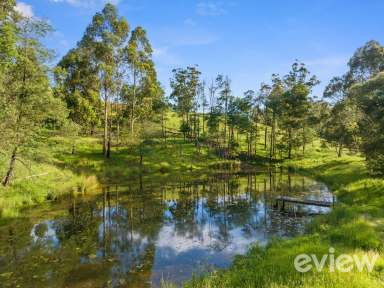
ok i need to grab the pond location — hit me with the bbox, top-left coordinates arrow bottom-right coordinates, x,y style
0,169 -> 332,287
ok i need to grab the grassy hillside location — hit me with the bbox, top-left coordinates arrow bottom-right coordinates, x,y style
0,130 -> 239,220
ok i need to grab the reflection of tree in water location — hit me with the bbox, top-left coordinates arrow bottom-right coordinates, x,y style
167,183 -> 201,238
92,180 -> 167,287
0,171 -> 329,287
165,174 -> 262,252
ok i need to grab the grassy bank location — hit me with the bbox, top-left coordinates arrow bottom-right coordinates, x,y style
0,111 -> 261,219
0,133 -> 239,220
185,147 -> 384,287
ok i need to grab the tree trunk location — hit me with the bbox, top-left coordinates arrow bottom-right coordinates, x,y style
107,109 -> 112,159
224,97 -> 228,144
116,121 -> 120,146
161,111 -> 167,143
2,147 -> 17,187
288,129 -> 292,159
193,112 -> 197,141
264,126 -> 268,150
269,115 -> 277,160
107,139 -> 111,158
202,107 -> 205,134
130,66 -> 137,135
272,116 -> 276,158
302,126 -> 306,156
254,122 -> 258,157
337,142 -> 343,157
130,118 -> 135,136
103,86 -> 109,158
248,130 -> 253,158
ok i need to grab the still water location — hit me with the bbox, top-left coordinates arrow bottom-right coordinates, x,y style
0,170 -> 332,287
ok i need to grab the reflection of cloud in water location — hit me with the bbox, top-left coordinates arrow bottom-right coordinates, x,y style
30,220 -> 60,248
156,202 -> 268,257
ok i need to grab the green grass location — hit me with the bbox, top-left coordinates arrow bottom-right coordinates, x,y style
0,126 -> 239,219
0,136 -> 92,220
185,144 -> 384,287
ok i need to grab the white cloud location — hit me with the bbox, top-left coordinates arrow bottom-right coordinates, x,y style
184,18 -> 197,27
153,46 -> 182,66
49,0 -> 120,8
197,1 -> 226,16
159,27 -> 218,47
305,55 -> 349,68
196,1 -> 236,16
15,2 -> 34,18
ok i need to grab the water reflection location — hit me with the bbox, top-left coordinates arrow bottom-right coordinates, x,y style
0,170 -> 332,287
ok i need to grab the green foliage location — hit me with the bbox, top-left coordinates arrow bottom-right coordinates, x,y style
122,26 -> 163,134
323,40 -> 384,171
207,106 -> 221,135
170,66 -> 201,119
348,40 -> 384,81
0,16 -> 68,186
321,100 -> 360,156
349,72 -> 384,175
0,0 -> 16,67
55,48 -> 101,130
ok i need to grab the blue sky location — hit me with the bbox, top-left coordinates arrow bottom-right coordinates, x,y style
15,0 -> 384,97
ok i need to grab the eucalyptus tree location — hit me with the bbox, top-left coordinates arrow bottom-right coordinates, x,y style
79,3 -> 129,157
324,41 -> 384,103
55,48 -> 101,133
242,90 -> 256,157
0,17 -> 67,186
208,76 -> 221,113
350,72 -> 384,175
122,26 -> 159,134
250,85 -> 268,156
207,106 -> 221,144
198,81 -> 208,135
255,83 -> 271,152
265,75 -> 285,159
217,76 -> 232,144
227,94 -> 253,157
323,41 -> 384,157
322,71 -> 360,157
281,61 -> 319,159
170,66 -> 201,139
348,40 -> 384,81
321,100 -> 358,157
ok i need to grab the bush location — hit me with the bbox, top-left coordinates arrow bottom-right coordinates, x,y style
328,220 -> 382,250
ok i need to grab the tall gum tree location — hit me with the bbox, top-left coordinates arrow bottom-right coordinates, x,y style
122,26 -> 159,135
170,66 -> 201,140
280,62 -> 319,159
79,3 -> 129,158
